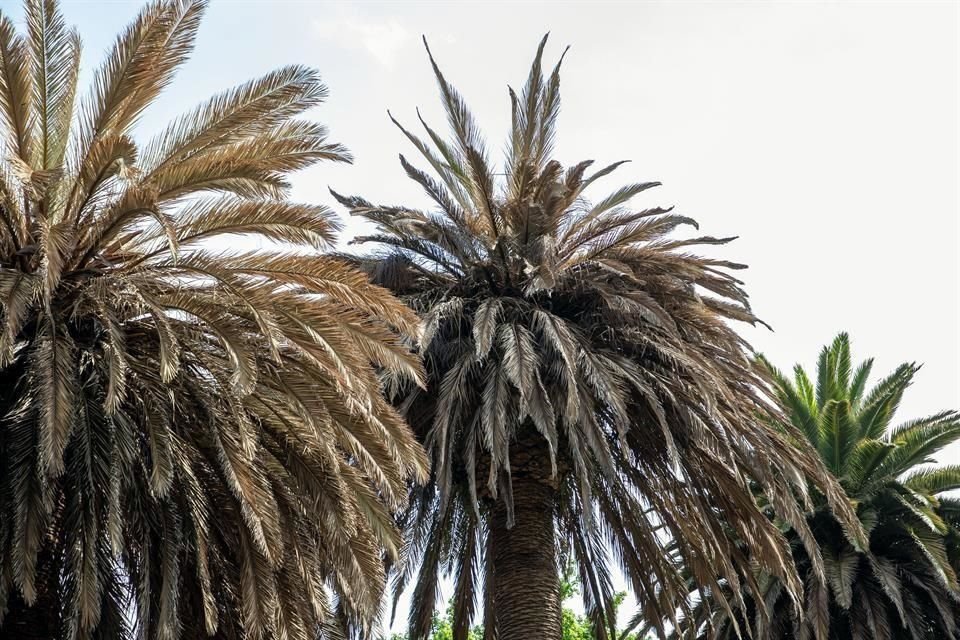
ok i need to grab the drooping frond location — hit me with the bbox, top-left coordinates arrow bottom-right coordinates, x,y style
334,36 -> 863,639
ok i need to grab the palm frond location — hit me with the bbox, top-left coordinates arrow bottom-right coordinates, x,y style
0,1 -> 425,637
684,334 -> 960,639
335,39 -> 864,640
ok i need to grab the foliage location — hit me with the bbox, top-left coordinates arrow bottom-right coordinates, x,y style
425,601 -> 485,640
557,565 -> 633,640
0,0 -> 426,638
334,34 -> 861,639
387,567 -> 647,640
665,334 -> 960,639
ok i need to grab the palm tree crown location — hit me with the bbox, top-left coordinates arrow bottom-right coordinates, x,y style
684,334 -> 960,639
0,1 -> 426,638
334,36 -> 860,640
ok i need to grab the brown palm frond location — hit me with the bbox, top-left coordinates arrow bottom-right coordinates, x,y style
0,15 -> 34,165
334,35 -> 864,640
0,1 -> 426,638
26,0 -> 79,173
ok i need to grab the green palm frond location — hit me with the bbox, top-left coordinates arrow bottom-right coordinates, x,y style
687,334 -> 960,639
819,399 -> 858,476
858,362 -> 918,440
904,465 -> 960,495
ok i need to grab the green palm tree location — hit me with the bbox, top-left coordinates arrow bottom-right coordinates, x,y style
674,333 -> 960,639
333,36 -> 860,640
0,1 -> 426,638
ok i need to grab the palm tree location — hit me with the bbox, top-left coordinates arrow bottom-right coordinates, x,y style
673,334 -> 960,639
332,36 -> 861,640
0,1 -> 426,638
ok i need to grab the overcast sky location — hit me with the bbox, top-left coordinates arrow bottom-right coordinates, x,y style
4,0 -> 957,633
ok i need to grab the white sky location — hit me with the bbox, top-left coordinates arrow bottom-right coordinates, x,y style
4,0 -> 957,635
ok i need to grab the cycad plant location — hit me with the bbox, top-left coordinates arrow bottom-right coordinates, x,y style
0,1 -> 426,638
333,37 -> 860,640
678,333 -> 960,639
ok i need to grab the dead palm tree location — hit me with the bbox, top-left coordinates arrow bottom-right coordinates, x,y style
332,36 -> 861,640
0,1 -> 426,638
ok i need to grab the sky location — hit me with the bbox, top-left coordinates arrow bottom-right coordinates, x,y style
2,0 -> 956,634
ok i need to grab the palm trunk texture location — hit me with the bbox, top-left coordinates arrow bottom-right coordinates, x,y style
489,438 -> 561,640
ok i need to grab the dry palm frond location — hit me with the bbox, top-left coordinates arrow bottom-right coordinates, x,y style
0,1 -> 426,638
334,35 -> 864,640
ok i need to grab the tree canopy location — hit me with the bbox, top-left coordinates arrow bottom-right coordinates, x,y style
0,1 -> 425,637
657,334 -> 960,639
334,34 -> 863,640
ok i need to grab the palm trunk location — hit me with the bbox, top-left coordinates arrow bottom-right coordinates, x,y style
489,446 -> 561,640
